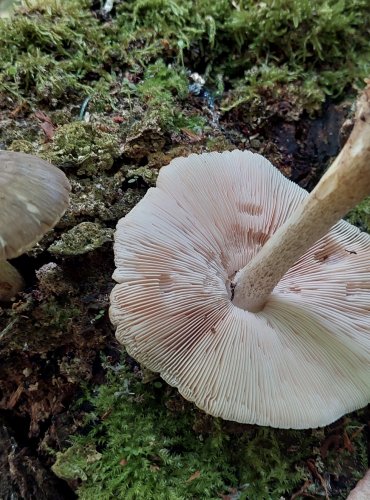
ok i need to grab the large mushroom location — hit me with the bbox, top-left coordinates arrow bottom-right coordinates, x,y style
110,83 -> 370,429
0,151 -> 71,300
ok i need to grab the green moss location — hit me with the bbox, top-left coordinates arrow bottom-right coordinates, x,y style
48,222 -> 113,256
37,299 -> 81,331
347,197 -> 370,233
221,64 -> 325,118
0,0 -> 109,101
53,361 -> 237,499
0,0 -> 369,121
53,358 -> 367,499
42,122 -> 120,176
126,166 -> 159,186
8,139 -> 38,155
136,60 -> 201,130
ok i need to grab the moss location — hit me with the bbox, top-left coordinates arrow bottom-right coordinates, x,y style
48,222 -> 113,256
42,121 -> 120,176
0,0 -> 368,122
221,64 -> 325,119
36,299 -> 81,332
0,0 -> 109,101
126,166 -> 159,186
52,360 -> 237,499
8,139 -> 38,155
52,358 -> 367,499
136,60 -> 203,131
347,197 -> 370,233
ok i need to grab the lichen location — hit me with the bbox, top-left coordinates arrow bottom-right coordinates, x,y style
48,222 -> 113,256
62,174 -> 144,227
41,121 -> 120,176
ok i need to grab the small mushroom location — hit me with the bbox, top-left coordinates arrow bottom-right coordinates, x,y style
110,83 -> 370,428
0,151 -> 71,300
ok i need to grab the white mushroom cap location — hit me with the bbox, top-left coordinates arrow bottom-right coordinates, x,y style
0,151 -> 71,260
110,150 -> 370,429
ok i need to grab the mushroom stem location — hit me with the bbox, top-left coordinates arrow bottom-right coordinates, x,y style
0,260 -> 24,301
233,81 -> 370,312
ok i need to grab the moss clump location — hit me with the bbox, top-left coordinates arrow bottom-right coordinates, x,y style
126,165 -> 159,186
48,222 -> 113,256
0,0 -> 369,121
0,0 -> 109,101
52,361 -> 237,499
347,197 -> 370,233
136,60 -> 204,130
43,121 -> 120,176
52,359 -> 367,499
221,64 -> 325,118
8,138 -> 37,155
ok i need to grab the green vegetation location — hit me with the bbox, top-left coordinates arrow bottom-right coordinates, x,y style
52,361 -> 237,499
52,358 -> 367,499
347,197 -> 370,233
0,0 -> 369,121
43,121 -> 120,176
1,1 -> 369,497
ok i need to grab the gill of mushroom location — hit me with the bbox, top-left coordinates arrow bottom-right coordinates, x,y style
232,81 -> 370,312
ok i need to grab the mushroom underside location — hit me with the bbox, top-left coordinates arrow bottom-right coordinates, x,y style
110,151 -> 370,429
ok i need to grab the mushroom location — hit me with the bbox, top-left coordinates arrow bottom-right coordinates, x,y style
0,151 -> 71,300
110,83 -> 370,429
348,469 -> 370,499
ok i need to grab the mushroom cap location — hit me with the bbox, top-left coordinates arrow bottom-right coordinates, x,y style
0,260 -> 24,301
110,150 -> 370,429
0,151 -> 71,260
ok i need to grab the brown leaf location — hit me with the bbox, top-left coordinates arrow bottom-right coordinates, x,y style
112,116 -> 125,124
34,110 -> 53,123
187,470 -> 201,482
7,385 -> 23,409
343,430 -> 355,453
100,408 -> 112,420
34,110 -> 55,140
9,102 -> 28,117
181,128 -> 202,142
119,458 -> 128,467
40,121 -> 55,140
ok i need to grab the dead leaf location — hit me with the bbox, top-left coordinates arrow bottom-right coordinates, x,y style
34,110 -> 55,140
40,121 -> 55,140
181,128 -> 202,142
113,116 -> 125,124
7,385 -> 23,409
343,430 -> 355,453
100,408 -> 112,420
187,470 -> 201,482
34,110 -> 52,123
